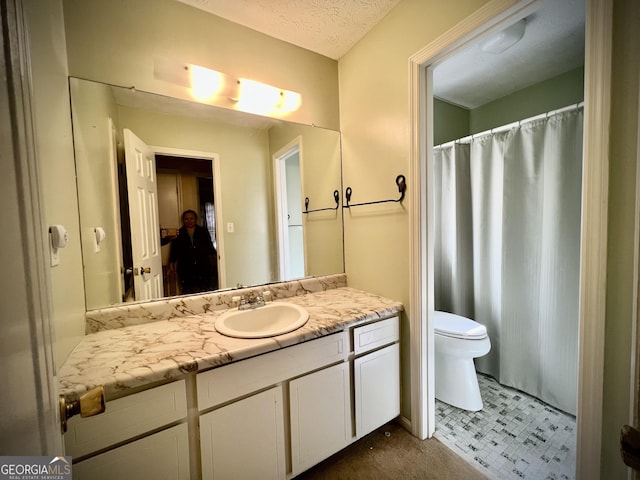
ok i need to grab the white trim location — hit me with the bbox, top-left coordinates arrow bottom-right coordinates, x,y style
409,3 -> 611,478
575,1 -> 612,477
108,118 -> 125,298
150,145 -> 227,289
272,136 -> 305,280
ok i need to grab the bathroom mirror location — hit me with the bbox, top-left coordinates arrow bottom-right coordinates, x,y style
70,77 -> 344,310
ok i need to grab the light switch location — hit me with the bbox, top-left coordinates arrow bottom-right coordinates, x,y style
227,222 -> 234,233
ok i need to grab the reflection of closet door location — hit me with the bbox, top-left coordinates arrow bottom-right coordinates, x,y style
157,172 -> 198,228
157,173 -> 180,266
179,173 -> 199,214
157,173 -> 180,230
123,129 -> 163,301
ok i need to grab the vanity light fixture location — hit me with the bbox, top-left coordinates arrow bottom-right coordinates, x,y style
189,64 -> 226,101
153,56 -> 301,115
235,78 -> 302,116
479,19 -> 526,54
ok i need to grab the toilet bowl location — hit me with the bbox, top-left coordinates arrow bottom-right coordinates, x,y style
434,311 -> 491,411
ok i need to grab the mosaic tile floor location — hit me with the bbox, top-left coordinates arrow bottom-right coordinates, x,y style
434,374 -> 576,480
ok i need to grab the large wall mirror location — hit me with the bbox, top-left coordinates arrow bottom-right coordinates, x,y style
70,77 -> 344,310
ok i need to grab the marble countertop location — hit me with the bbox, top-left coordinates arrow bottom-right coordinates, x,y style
58,287 -> 403,401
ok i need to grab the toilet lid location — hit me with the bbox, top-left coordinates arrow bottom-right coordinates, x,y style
433,311 -> 487,339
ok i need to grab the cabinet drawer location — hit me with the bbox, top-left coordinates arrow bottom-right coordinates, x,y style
65,380 -> 187,459
72,423 -> 190,480
198,331 -> 348,411
353,316 -> 399,355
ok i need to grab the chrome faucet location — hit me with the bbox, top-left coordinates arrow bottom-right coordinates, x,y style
238,291 -> 266,310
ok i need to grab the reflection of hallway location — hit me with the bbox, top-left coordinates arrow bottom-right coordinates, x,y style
435,374 -> 576,480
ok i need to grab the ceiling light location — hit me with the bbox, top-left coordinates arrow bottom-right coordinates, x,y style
479,19 -> 526,54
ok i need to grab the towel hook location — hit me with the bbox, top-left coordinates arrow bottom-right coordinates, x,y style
304,190 -> 340,214
344,174 -> 406,209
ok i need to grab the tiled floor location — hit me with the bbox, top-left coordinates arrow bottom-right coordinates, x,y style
434,374 -> 576,480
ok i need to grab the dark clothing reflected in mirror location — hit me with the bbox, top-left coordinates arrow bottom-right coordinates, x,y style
168,211 -> 218,294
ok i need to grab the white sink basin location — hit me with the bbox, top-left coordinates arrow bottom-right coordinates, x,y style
215,302 -> 309,338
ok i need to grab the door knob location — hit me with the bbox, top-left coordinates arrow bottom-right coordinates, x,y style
137,267 -> 151,275
59,385 -> 105,433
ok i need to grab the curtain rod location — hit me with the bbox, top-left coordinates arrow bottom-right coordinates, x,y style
434,101 -> 584,150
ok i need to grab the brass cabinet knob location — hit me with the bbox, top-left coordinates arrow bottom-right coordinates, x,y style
59,385 -> 106,433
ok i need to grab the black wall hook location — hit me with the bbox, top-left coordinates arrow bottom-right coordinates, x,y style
344,174 -> 406,209
304,190 -> 340,214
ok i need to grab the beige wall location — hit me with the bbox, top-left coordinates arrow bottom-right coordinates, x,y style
338,0 -> 492,421
70,79 -> 123,309
24,0 -> 85,366
62,0 -> 340,130
602,0 -> 640,476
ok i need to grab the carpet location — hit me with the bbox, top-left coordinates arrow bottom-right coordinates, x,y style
295,421 -> 489,479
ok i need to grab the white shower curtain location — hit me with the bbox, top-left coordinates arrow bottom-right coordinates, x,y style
433,106 -> 583,415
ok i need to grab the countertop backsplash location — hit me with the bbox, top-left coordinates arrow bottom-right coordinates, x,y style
85,274 -> 347,333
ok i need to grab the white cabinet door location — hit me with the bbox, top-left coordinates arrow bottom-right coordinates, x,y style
200,385 -> 286,480
354,343 -> 400,438
289,362 -> 351,475
72,423 -> 190,480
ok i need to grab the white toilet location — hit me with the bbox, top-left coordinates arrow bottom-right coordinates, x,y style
433,311 -> 491,412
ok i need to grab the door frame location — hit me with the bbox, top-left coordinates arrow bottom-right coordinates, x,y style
151,145 -> 226,289
1,0 -> 64,451
632,49 -> 640,480
273,136 -> 306,280
408,1 -> 612,478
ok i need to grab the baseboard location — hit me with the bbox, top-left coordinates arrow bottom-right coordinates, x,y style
396,414 -> 412,433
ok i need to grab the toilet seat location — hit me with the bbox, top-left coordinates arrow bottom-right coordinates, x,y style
433,311 -> 487,340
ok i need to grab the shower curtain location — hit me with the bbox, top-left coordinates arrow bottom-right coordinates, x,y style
433,106 -> 583,415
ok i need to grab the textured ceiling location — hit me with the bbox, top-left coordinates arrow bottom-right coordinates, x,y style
433,0 -> 585,109
176,0 -> 401,60
175,0 -> 584,110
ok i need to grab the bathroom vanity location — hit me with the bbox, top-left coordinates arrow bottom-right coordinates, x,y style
59,276 -> 402,479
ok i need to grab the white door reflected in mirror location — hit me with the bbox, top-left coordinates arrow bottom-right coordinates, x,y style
123,129 -> 164,301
